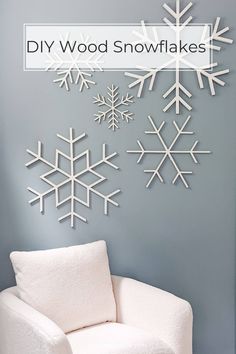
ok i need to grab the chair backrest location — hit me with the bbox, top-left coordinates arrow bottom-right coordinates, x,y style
9,241 -> 116,333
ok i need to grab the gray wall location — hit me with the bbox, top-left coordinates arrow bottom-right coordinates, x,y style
0,1 -> 235,353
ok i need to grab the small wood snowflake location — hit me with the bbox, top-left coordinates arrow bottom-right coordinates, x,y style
93,84 -> 134,131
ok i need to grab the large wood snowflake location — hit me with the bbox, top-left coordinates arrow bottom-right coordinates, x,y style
125,0 -> 233,114
26,128 -> 120,227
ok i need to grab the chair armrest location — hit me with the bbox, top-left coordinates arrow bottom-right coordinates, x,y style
0,287 -> 72,354
112,276 -> 193,354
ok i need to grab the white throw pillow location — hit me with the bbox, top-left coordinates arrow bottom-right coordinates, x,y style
10,240 -> 116,333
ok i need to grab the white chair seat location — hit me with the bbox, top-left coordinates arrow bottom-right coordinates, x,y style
66,322 -> 174,354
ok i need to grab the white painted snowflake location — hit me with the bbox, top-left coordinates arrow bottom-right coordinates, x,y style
26,128 -> 120,228
46,34 -> 103,91
127,115 -> 210,188
125,0 -> 233,114
93,85 -> 134,131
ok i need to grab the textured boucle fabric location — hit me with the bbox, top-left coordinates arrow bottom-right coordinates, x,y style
112,275 -> 193,354
10,241 -> 116,333
67,322 -> 174,354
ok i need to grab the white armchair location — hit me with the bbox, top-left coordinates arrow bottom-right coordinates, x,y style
0,275 -> 193,354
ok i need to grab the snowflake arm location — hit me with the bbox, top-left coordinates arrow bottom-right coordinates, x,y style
194,18 -> 233,95
74,144 -> 120,215
125,57 -> 177,98
181,59 -> 230,96
132,20 -> 159,45
26,141 -> 71,214
163,0 -> 193,27
53,69 -> 74,91
46,34 -> 103,92
125,68 -> 158,98
49,55 -> 97,92
162,70 -> 192,114
74,69 -> 95,92
201,17 -> 233,51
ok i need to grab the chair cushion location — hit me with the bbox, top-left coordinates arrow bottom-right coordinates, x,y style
10,240 -> 116,333
67,322 -> 174,354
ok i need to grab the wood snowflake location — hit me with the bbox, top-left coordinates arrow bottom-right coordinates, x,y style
26,128 -> 120,228
127,115 -> 210,188
125,0 -> 233,114
93,85 -> 134,131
